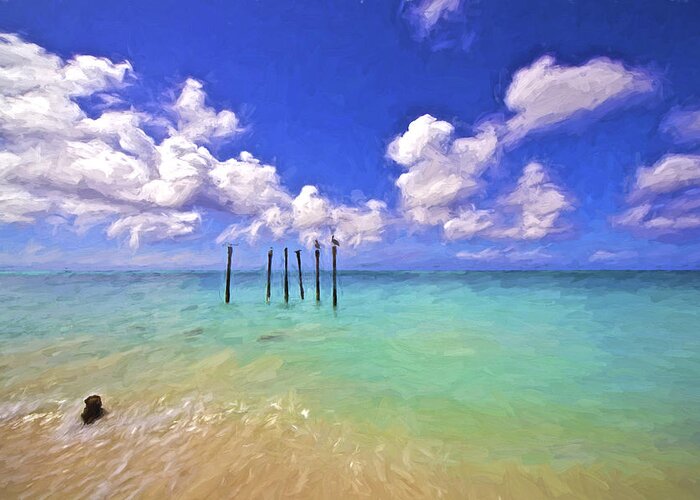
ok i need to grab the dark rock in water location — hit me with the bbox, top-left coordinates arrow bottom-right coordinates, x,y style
183,327 -> 204,337
81,395 -> 103,425
257,334 -> 284,342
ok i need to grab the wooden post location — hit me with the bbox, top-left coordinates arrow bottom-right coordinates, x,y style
315,248 -> 320,302
294,250 -> 304,300
332,245 -> 337,307
266,248 -> 273,303
225,244 -> 232,304
284,247 -> 289,303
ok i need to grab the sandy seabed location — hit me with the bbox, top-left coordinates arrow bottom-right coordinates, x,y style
1,393 -> 697,500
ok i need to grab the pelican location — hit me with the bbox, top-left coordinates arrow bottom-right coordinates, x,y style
331,234 -> 340,246
314,239 -> 320,250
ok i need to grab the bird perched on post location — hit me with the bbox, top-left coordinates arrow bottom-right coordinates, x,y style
314,239 -> 320,250
331,234 -> 340,246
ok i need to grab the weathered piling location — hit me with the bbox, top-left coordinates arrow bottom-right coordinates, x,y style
332,245 -> 338,307
266,248 -> 273,303
225,244 -> 233,304
295,250 -> 305,300
315,248 -> 320,302
284,247 -> 289,303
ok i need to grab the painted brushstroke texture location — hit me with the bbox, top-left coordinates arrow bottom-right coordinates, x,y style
0,34 -> 386,250
1,271 -> 698,498
0,3 -> 699,499
0,0 -> 699,269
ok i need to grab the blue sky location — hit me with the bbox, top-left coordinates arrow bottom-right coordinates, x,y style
1,0 -> 700,270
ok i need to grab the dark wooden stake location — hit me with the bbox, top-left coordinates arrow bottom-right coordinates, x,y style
266,248 -> 273,303
295,250 -> 304,300
315,248 -> 320,302
332,245 -> 338,307
284,247 -> 289,303
225,244 -> 232,304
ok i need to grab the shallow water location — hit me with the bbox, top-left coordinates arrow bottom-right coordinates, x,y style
1,271 -> 699,498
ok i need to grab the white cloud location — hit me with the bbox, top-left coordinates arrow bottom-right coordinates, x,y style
442,206 -> 494,240
216,185 -> 388,249
0,34 -> 161,239
0,32 -> 389,251
106,211 -> 202,249
661,107 -> 700,145
0,34 -> 132,97
386,114 -> 454,167
332,199 -> 388,248
442,162 -> 573,241
388,114 -> 500,225
387,55 -> 652,242
630,154 -> 700,201
456,246 -> 551,263
589,250 -> 638,263
209,151 -> 292,215
172,78 -> 240,143
405,0 -> 464,37
386,122 -> 573,241
504,55 -> 656,142
0,184 -> 51,223
614,155 -> 700,237
489,162 -> 573,240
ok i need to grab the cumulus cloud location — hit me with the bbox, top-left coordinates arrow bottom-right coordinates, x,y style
387,54 -> 651,242
442,206 -> 494,240
209,151 -> 291,215
443,162 -> 573,241
216,185 -> 388,249
0,183 -> 51,224
0,34 -> 153,236
388,114 -> 500,225
489,162 -> 573,240
172,79 -> 240,142
386,113 -> 572,241
614,154 -> 700,237
504,55 -> 656,142
0,33 -> 387,250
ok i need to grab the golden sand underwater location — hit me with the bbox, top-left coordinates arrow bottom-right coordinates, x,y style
1,272 -> 699,498
1,391 -> 698,499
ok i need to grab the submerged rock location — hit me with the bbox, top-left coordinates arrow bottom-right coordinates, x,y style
81,395 -> 103,425
257,334 -> 284,342
183,327 -> 204,337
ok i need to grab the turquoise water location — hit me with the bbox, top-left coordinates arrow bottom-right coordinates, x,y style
1,271 -> 699,497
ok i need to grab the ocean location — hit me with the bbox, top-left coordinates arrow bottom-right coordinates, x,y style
1,270 -> 699,498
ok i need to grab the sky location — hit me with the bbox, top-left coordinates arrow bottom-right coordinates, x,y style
1,0 -> 700,270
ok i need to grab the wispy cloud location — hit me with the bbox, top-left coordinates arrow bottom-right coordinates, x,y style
456,246 -> 552,263
406,0 -> 463,34
401,0 -> 474,51
613,154 -> 700,238
660,107 -> 700,145
589,250 -> 638,263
